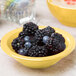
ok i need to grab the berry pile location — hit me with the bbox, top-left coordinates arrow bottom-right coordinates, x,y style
12,22 -> 66,57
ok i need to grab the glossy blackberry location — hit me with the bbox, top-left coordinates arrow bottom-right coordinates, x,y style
19,32 -> 28,39
35,30 -> 45,46
28,46 -> 48,57
51,33 -> 65,49
35,30 -> 49,45
50,49 -> 60,55
51,33 -> 65,43
35,30 -> 43,41
46,35 -> 66,55
12,37 -> 24,51
55,42 -> 66,51
46,38 -> 53,48
48,42 -> 66,55
35,26 -> 55,44
30,37 -> 38,46
23,22 -> 38,36
43,26 -> 55,36
52,38 -> 60,47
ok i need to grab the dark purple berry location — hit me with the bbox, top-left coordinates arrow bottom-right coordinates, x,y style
12,38 -> 23,51
52,38 -> 59,46
43,26 -> 55,36
56,42 -> 66,51
19,32 -> 27,38
51,33 -> 65,43
28,46 -> 48,57
46,38 -> 53,47
23,22 -> 38,36
51,49 -> 60,55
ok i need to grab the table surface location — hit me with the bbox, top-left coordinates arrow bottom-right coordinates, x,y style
0,0 -> 76,76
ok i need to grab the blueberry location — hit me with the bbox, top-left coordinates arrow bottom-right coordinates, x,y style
24,42 -> 31,48
43,36 -> 49,44
18,48 -> 28,55
24,36 -> 30,42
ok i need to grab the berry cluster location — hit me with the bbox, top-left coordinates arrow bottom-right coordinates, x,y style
12,22 -> 66,57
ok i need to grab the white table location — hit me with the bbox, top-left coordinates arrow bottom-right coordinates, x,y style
0,0 -> 76,76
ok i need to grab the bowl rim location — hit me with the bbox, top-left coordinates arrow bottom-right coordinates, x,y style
1,26 -> 76,61
47,0 -> 76,10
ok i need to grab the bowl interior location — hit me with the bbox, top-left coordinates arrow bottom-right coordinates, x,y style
1,26 -> 75,61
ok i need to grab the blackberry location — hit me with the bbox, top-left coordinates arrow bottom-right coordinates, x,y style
46,38 -> 53,48
18,32 -> 28,39
28,46 -> 48,57
55,42 -> 66,51
43,26 -> 55,37
47,45 -> 61,55
35,26 -> 55,45
30,37 -> 38,46
50,49 -> 60,55
52,38 -> 60,47
12,37 -> 25,51
51,33 -> 65,49
35,26 -> 55,38
19,32 -> 26,37
35,29 -> 43,41
51,33 -> 65,43
23,22 -> 38,36
35,30 -> 45,46
46,38 -> 53,46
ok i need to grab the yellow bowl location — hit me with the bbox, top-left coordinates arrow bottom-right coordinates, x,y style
47,0 -> 76,27
1,26 -> 75,69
